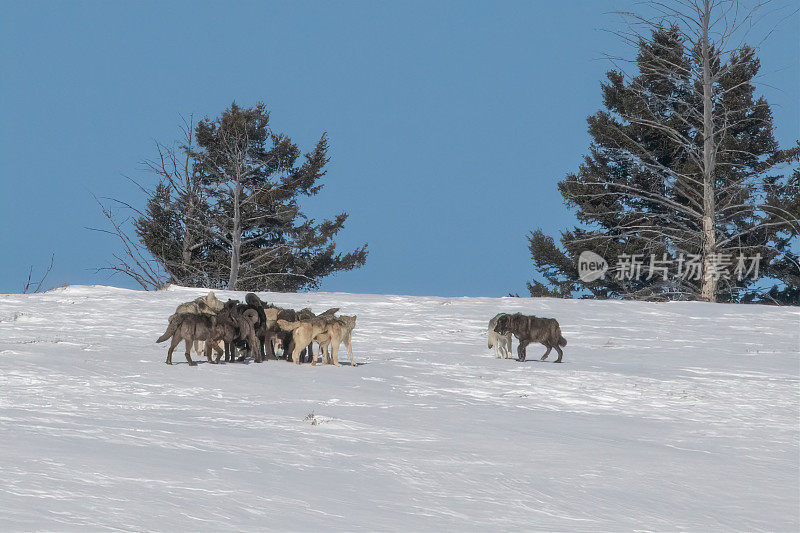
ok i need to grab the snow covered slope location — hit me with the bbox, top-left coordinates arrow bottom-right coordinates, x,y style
0,285 -> 797,531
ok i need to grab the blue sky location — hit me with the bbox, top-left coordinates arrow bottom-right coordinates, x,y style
1,0 -> 797,296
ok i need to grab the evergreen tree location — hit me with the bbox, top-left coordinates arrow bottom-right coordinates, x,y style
761,157 -> 800,304
528,11 -> 798,303
134,102 -> 367,291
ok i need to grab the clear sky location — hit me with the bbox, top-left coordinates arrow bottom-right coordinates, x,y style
1,0 -> 797,296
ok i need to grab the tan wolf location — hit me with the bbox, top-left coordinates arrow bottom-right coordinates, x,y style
314,315 -> 357,366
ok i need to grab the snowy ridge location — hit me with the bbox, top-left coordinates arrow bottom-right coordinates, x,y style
0,285 -> 797,531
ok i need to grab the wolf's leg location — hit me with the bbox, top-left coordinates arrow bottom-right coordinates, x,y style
284,338 -> 295,362
347,340 -> 357,366
204,341 -> 217,364
308,343 -> 316,365
224,341 -> 233,362
184,340 -> 197,366
213,341 -> 224,363
293,344 -> 304,364
166,335 -> 180,365
541,345 -> 552,361
252,333 -> 263,363
330,338 -> 342,367
290,334 -> 305,364
517,341 -> 529,362
264,336 -> 277,360
554,345 -> 564,363
504,336 -> 512,358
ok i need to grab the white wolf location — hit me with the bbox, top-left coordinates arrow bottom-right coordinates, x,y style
488,313 -> 512,359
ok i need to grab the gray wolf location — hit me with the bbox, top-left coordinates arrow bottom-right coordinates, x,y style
168,292 -> 225,356
172,291 -> 225,317
493,313 -> 567,363
245,293 -> 278,360
217,300 -> 263,363
156,313 -> 225,366
488,313 -> 512,359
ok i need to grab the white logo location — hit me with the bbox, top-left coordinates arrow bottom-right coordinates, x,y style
578,251 -> 608,282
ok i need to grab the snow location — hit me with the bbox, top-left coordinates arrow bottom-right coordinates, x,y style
0,285 -> 797,531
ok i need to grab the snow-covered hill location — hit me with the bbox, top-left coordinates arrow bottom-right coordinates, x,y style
0,285 -> 797,531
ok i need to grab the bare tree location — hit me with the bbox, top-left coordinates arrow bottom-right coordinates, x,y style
91,195 -> 169,290
92,116 -> 205,290
142,115 -> 204,274
130,114 -> 222,287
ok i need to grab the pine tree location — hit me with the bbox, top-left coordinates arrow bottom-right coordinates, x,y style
528,6 -> 798,303
761,159 -> 800,304
133,102 -> 367,291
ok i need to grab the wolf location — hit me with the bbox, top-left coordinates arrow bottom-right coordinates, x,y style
277,314 -> 342,365
172,291 -> 225,317
244,293 -> 278,361
167,291 -> 225,356
267,306 -> 340,363
493,313 -> 567,363
156,313 -> 225,366
488,313 -> 512,359
216,300 -> 263,363
314,315 -> 357,366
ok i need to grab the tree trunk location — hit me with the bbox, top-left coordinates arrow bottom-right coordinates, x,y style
700,0 -> 718,303
182,196 -> 195,267
229,181 -> 242,290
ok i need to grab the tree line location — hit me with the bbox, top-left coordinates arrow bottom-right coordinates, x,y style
99,0 -> 797,304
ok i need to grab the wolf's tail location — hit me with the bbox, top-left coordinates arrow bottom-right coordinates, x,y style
558,335 -> 567,347
277,319 -> 302,332
156,317 -> 180,343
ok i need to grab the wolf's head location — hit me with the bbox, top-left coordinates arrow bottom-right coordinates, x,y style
204,291 -> 225,312
493,313 -> 511,335
339,315 -> 356,330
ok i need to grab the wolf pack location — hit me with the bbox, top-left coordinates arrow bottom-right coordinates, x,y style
156,292 -> 567,366
156,292 -> 356,367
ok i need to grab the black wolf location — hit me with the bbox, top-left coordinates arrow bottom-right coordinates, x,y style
493,313 -> 567,363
